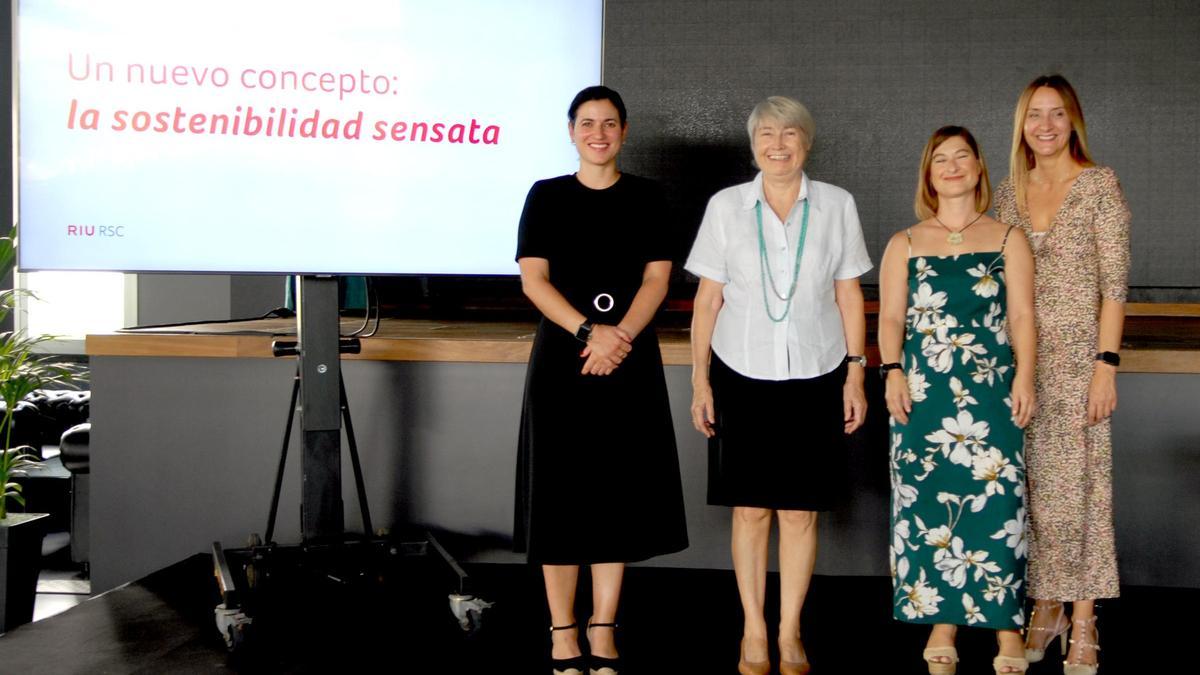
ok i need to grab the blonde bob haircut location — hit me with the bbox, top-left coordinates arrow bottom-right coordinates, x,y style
1008,74 -> 1095,215
746,96 -> 815,152
914,125 -> 992,220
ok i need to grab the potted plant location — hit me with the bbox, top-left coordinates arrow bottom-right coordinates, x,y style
0,230 -> 82,632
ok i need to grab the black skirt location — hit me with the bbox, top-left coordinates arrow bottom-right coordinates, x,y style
514,321 -> 689,565
707,352 -> 849,511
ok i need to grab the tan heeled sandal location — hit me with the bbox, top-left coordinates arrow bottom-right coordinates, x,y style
993,654 -> 1029,673
737,638 -> 771,675
780,659 -> 812,675
1024,602 -> 1069,663
922,646 -> 959,675
1063,616 -> 1101,675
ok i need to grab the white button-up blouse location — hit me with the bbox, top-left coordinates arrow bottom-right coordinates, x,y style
685,172 -> 873,381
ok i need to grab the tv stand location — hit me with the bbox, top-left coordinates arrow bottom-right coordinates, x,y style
210,276 -> 491,653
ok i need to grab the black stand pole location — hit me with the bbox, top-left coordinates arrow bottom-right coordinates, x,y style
296,275 -> 344,541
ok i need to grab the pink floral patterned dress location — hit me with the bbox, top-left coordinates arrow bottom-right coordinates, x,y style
994,166 -> 1131,601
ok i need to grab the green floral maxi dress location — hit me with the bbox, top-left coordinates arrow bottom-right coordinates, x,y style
890,241 -> 1027,630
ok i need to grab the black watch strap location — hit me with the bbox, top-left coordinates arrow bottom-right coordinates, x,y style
845,355 -> 867,368
1096,351 -> 1120,367
879,362 -> 902,380
574,320 -> 594,343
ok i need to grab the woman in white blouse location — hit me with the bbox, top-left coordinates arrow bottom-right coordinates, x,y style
686,96 -> 872,675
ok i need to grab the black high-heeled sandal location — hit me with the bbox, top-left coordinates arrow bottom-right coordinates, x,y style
586,620 -> 621,675
549,623 -> 586,675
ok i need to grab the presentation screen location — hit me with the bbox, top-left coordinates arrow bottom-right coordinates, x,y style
16,0 -> 603,275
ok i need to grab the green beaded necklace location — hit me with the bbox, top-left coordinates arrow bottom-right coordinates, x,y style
756,198 -> 810,323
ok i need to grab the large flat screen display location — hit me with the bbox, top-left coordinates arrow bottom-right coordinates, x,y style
16,0 -> 603,274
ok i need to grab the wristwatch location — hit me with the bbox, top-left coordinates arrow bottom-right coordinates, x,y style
845,355 -> 867,368
574,320 -> 594,343
879,362 -> 902,380
1095,351 -> 1120,367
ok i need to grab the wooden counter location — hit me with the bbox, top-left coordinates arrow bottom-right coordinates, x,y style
87,303 -> 1200,373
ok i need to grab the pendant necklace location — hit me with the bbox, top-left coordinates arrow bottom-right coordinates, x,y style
934,211 -> 984,245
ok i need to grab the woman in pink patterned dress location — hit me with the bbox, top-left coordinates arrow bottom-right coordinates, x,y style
994,74 -> 1131,675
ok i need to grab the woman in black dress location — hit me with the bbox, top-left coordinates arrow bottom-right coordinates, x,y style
514,85 -> 688,675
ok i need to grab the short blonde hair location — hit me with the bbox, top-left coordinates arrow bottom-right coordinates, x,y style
914,125 -> 992,220
746,96 -> 815,151
1008,74 -> 1095,215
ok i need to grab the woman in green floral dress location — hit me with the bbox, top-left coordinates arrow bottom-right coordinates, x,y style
878,126 -> 1037,675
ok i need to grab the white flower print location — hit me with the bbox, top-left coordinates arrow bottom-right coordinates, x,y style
898,568 -> 944,620
925,410 -> 990,466
892,475 -> 919,516
949,377 -> 977,409
971,447 -> 1020,496
893,519 -> 912,557
954,334 -> 989,364
919,312 -> 960,351
990,507 -> 1027,559
967,263 -> 1000,298
913,257 -> 938,281
971,356 -> 1011,387
1013,608 -> 1025,628
935,537 -> 1002,588
983,302 -> 1007,345
916,453 -> 938,480
982,573 -> 1023,605
924,331 -> 986,373
907,282 -> 948,331
915,322 -> 938,350
924,525 -> 954,562
936,492 -> 962,505
891,432 -> 918,466
890,435 -> 920,516
908,364 -> 932,402
923,340 -> 954,374
963,593 -> 987,624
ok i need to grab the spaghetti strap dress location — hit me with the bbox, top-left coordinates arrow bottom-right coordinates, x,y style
890,227 -> 1028,630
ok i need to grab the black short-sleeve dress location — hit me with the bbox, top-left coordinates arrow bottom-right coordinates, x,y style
513,173 -> 689,565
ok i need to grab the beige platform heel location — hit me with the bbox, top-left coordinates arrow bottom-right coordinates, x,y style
922,646 -> 959,674
993,654 -> 1029,673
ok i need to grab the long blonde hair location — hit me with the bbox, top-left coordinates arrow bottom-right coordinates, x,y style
1008,74 -> 1095,215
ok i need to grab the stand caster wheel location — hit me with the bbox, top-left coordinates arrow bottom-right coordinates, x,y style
448,593 -> 493,634
214,603 -> 253,652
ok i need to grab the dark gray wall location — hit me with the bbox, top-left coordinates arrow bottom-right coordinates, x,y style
135,274 -> 284,326
607,0 -> 1200,298
89,356 -> 1200,593
9,1 -> 1198,315
14,0 -> 1200,593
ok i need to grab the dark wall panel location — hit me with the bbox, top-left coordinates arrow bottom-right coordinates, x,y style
606,0 -> 1200,295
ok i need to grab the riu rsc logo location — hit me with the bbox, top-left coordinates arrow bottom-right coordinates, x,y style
67,224 -> 126,237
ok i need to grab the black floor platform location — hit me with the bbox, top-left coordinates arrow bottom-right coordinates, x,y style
0,551 -> 1189,673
